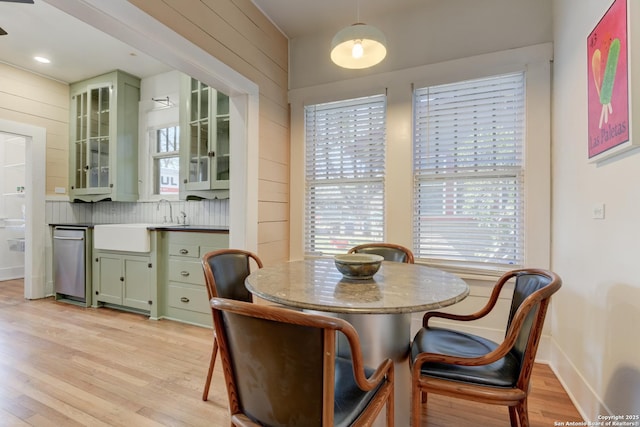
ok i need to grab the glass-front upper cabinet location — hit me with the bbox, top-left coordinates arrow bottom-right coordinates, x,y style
69,70 -> 140,202
179,75 -> 230,200
73,86 -> 110,191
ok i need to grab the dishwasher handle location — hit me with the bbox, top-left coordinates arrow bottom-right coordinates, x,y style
53,236 -> 85,241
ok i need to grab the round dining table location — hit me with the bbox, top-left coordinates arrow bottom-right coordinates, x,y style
245,257 -> 470,427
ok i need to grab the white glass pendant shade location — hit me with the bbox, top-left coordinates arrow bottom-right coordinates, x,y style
331,23 -> 387,69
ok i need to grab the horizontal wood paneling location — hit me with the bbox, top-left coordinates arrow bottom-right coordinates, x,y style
258,180 -> 288,203
257,238 -> 289,265
259,157 -> 288,184
259,119 -> 289,164
258,200 -> 288,223
130,0 -> 288,107
0,63 -> 69,197
258,220 -> 289,245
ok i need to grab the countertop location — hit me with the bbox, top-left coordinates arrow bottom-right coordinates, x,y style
49,223 -> 229,233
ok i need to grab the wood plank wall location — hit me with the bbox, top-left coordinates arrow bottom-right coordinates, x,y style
128,0 -> 291,264
0,63 -> 69,195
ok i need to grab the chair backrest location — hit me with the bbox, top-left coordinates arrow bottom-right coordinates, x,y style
503,269 -> 561,386
201,249 -> 263,302
210,297 -> 349,427
348,243 -> 414,263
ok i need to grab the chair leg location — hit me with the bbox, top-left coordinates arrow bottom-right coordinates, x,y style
386,383 -> 394,426
508,406 -> 519,427
507,399 -> 529,427
516,398 -> 529,427
412,384 -> 423,426
201,338 -> 219,401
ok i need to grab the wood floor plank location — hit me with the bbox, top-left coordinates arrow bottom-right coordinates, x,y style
0,279 -> 582,426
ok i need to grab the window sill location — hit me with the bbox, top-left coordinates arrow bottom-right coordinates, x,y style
415,260 -> 514,281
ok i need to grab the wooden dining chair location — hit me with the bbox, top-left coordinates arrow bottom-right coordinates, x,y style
410,268 -> 561,427
210,297 -> 395,427
348,243 -> 414,264
200,249 -> 263,401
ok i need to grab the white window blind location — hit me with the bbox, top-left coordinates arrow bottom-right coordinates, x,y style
413,73 -> 525,272
305,95 -> 386,256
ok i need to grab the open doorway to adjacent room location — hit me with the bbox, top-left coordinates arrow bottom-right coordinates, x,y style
0,120 -> 46,300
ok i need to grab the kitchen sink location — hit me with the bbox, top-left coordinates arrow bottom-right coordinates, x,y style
93,223 -> 159,252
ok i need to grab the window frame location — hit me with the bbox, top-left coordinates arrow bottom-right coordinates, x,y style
412,72 -> 526,275
303,94 -> 387,256
150,124 -> 180,197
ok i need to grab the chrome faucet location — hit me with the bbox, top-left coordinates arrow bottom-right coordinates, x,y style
179,211 -> 188,225
157,198 -> 173,223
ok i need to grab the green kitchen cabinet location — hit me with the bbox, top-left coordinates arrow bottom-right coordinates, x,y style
157,230 -> 229,326
93,251 -> 153,313
69,70 -> 140,202
179,75 -> 230,200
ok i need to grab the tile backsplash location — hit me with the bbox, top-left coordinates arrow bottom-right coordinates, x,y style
46,199 -> 229,227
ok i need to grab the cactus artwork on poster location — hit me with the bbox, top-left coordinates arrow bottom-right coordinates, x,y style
587,0 -> 629,160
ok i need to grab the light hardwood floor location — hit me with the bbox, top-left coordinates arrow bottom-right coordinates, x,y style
0,279 -> 583,426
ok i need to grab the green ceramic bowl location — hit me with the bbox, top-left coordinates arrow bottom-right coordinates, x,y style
334,254 -> 384,280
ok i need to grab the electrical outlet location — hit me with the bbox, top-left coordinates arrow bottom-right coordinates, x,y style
592,203 -> 605,219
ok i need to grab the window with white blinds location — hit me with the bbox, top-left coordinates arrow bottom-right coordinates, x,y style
413,72 -> 525,272
305,95 -> 386,256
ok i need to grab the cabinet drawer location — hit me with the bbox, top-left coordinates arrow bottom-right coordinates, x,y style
169,243 -> 200,258
168,259 -> 204,285
168,283 -> 210,314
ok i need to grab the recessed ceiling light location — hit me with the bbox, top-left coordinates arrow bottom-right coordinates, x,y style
34,56 -> 51,64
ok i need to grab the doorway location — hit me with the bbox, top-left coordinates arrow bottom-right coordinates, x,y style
45,0 -> 259,252
0,120 -> 46,299
0,132 -> 26,281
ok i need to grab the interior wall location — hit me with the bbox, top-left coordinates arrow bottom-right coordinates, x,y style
0,63 -> 69,195
289,0 -> 553,89
552,0 -> 640,419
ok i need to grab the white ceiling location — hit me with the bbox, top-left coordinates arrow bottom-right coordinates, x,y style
251,0 -> 424,39
0,0 -> 170,83
0,0 -> 418,84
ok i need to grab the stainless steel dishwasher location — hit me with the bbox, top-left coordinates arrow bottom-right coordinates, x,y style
53,226 -> 90,305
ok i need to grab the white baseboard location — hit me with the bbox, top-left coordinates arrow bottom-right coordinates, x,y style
548,336 -> 609,422
0,266 -> 24,281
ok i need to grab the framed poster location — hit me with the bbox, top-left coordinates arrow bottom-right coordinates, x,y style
587,0 -> 636,162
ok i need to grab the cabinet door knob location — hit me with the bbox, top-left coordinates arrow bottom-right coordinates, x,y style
179,249 -> 189,254
180,297 -> 190,303
180,271 -> 190,277
120,277 -> 124,282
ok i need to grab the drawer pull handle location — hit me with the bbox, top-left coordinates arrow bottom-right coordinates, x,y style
179,249 -> 189,255
180,271 -> 190,277
180,297 -> 190,303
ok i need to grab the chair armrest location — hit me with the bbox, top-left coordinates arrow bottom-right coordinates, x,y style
415,278 -> 556,372
422,270 -> 517,328
412,335 -> 515,374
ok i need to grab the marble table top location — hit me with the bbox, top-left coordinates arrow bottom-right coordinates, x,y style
245,257 -> 470,314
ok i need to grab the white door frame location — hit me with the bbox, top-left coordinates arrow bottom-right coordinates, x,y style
0,120 -> 46,299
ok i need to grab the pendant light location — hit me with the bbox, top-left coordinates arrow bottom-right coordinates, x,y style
331,1 -> 387,69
